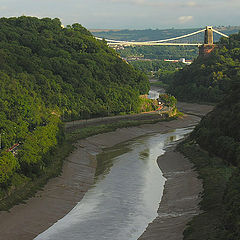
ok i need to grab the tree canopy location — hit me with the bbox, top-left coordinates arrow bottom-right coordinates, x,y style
167,32 -> 240,103
183,31 -> 240,240
0,16 -> 149,188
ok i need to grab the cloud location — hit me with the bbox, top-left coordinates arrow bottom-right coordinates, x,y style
105,0 -> 165,7
185,1 -> 197,7
0,6 -> 7,11
178,1 -> 203,8
178,15 -> 193,24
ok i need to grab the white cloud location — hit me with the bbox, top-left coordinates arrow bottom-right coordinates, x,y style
178,15 -> 193,24
178,1 -> 201,8
105,0 -> 165,7
185,1 -> 197,7
0,6 -> 7,10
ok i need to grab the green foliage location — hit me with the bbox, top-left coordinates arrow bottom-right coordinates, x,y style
0,16 -> 149,123
168,32 -> 240,103
130,60 -> 184,73
188,87 -> 240,239
0,16 -> 149,189
192,87 -> 240,166
118,45 -> 198,60
67,114 -> 178,143
178,142 -> 233,240
181,32 -> 240,239
159,94 -> 177,108
18,116 -> 60,177
223,170 -> 240,240
0,152 -> 19,187
93,27 -> 240,61
139,97 -> 158,112
0,139 -> 74,211
156,69 -> 178,86
130,60 -> 184,86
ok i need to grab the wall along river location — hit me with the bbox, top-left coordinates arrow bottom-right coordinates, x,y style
35,127 -> 193,240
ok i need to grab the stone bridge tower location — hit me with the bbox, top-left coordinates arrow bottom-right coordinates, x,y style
199,26 -> 216,56
204,26 -> 213,44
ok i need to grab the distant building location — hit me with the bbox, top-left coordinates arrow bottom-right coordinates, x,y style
164,58 -> 192,65
179,58 -> 186,63
164,59 -> 179,63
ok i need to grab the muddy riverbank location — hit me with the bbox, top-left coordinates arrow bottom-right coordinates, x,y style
138,147 -> 202,240
0,102 -> 213,240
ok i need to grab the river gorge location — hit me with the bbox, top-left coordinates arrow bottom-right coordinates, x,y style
0,91 -> 213,239
36,128 -> 193,240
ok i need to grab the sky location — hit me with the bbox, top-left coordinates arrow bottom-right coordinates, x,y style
0,0 -> 239,29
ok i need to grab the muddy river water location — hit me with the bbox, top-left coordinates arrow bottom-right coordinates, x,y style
35,127 -> 193,240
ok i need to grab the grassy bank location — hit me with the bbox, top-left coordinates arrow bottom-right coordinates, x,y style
177,140 -> 234,239
66,115 -> 179,142
0,140 -> 74,211
0,112 -> 179,211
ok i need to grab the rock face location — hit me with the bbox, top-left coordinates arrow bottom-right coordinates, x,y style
199,44 -> 216,56
199,26 -> 215,57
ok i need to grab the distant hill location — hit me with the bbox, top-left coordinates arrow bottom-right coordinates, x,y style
180,83 -> 240,240
91,26 -> 240,42
91,26 -> 240,61
90,29 -> 122,33
170,30 -> 240,240
182,33 -> 240,240
0,16 -> 149,193
167,31 -> 240,103
117,45 -> 199,60
184,31 -> 240,166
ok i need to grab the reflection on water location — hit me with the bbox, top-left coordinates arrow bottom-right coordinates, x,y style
35,127 -> 193,240
148,90 -> 159,100
95,145 -> 130,178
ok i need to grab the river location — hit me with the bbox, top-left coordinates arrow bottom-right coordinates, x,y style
35,127 -> 193,240
148,84 -> 165,100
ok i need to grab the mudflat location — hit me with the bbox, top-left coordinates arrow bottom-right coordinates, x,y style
138,102 -> 213,240
138,148 -> 202,240
0,102 -> 213,240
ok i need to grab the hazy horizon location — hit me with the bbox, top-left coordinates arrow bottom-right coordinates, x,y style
0,0 -> 239,29
89,25 -> 240,31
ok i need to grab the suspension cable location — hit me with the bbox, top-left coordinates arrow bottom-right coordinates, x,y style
96,28 -> 229,46
212,29 -> 229,38
96,29 -> 206,44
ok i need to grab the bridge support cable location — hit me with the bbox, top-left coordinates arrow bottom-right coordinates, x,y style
149,29 -> 205,43
96,29 -> 206,46
107,42 -> 201,46
95,37 -> 128,43
95,27 -> 229,46
212,29 -> 229,38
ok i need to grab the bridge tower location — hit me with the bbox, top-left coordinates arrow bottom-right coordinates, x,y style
199,26 -> 215,56
204,26 -> 213,44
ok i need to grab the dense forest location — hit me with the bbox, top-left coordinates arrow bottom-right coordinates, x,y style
167,32 -> 240,103
129,60 -> 185,74
0,17 -> 149,191
117,45 -> 198,60
130,60 -> 184,87
193,87 -> 240,166
178,31 -> 240,239
181,81 -> 240,240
